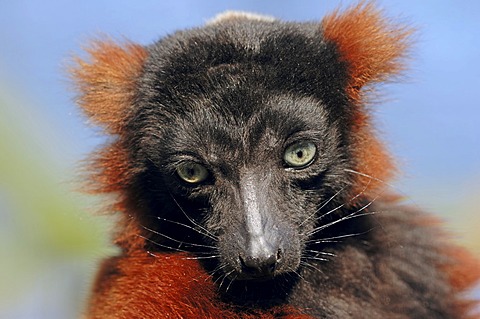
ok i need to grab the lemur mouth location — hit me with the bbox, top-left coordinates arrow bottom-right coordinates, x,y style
234,271 -> 277,282
218,272 -> 299,308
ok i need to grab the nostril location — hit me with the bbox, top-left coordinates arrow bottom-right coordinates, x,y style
239,252 -> 279,277
276,248 -> 283,262
266,254 -> 277,274
239,255 -> 252,274
264,254 -> 277,273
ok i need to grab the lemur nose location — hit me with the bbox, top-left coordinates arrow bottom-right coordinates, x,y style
239,248 -> 282,277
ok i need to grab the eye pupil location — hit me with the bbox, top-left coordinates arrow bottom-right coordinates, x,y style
176,162 -> 208,184
283,141 -> 316,169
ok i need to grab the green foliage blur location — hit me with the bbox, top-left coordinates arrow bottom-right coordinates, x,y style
0,85 -> 117,317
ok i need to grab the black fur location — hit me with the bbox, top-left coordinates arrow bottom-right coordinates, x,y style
116,17 -> 459,317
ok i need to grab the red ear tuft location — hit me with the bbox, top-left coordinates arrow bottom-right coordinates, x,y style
71,40 -> 148,134
321,1 -> 412,104
322,2 -> 412,195
72,40 -> 148,218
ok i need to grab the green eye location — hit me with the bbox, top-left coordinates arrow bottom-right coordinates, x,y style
176,162 -> 209,184
284,141 -> 316,168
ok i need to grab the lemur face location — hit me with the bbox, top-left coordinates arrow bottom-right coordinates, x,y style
135,94 -> 352,280
124,21 -> 360,281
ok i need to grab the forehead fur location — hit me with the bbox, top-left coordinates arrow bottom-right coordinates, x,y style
137,19 -> 350,126
139,94 -> 335,164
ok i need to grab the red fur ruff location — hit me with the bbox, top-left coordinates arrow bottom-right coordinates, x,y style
88,248 -> 312,319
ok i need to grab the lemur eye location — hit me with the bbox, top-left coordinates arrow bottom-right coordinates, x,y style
176,162 -> 209,184
284,141 -> 316,169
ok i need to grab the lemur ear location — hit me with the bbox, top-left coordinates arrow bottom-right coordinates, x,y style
322,3 -> 412,195
71,40 -> 148,134
321,2 -> 412,104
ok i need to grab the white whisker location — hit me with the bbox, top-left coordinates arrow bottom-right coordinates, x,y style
225,275 -> 237,293
300,261 -> 324,274
305,250 -> 336,257
219,270 -> 235,291
168,192 -> 217,241
308,195 -> 380,237
299,186 -> 346,227
305,256 -> 329,262
307,229 -> 374,244
142,225 -> 217,249
183,255 -> 220,260
138,234 -> 213,255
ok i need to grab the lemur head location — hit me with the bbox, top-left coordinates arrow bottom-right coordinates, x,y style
73,3 -> 410,282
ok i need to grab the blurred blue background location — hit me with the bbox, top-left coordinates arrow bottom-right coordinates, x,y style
0,1 -> 479,318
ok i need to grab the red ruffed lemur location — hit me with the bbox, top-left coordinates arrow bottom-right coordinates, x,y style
72,2 -> 480,318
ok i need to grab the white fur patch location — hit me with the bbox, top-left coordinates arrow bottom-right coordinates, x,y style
207,11 -> 276,25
